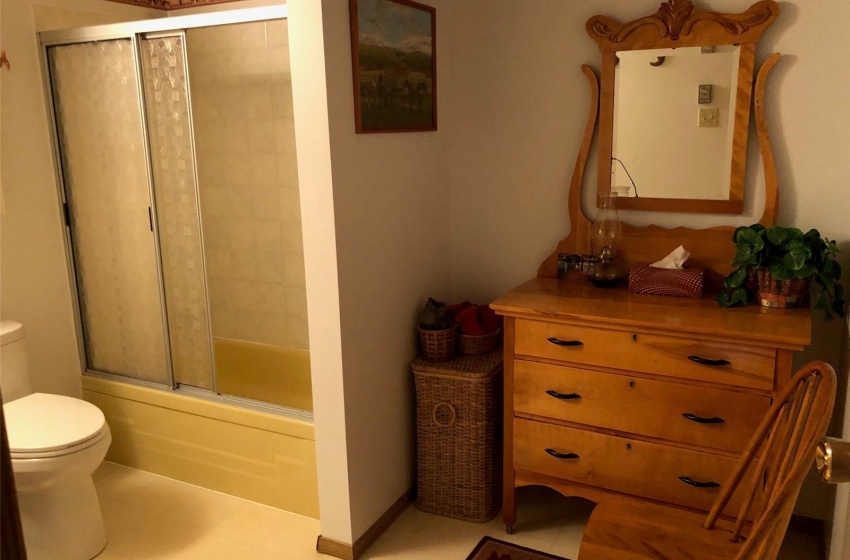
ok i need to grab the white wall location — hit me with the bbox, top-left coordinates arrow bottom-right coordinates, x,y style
320,0 -> 452,541
287,0 -> 352,544
613,46 -> 737,200
0,0 -> 163,399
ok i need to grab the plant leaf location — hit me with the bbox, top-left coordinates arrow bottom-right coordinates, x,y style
718,287 -> 748,308
783,241 -> 810,271
738,228 -> 764,252
768,262 -> 794,281
765,226 -> 788,246
727,267 -> 748,288
731,245 -> 754,267
794,264 -> 816,279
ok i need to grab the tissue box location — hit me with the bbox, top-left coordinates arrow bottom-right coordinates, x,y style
628,265 -> 705,299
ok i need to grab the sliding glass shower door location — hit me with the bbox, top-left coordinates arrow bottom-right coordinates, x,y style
139,34 -> 214,390
48,39 -> 171,384
42,9 -> 312,414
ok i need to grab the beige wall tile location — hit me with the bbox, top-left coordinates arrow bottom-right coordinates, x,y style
249,154 -> 278,186
255,221 -> 281,249
283,253 -> 306,288
230,251 -> 258,281
256,281 -> 286,312
227,219 -> 255,249
247,120 -> 276,153
270,84 -> 293,118
276,156 -> 299,188
200,187 -> 228,218
253,188 -> 281,219
204,247 -> 232,279
245,86 -> 274,118
266,20 -> 287,48
226,187 -> 254,218
278,187 -> 301,221
269,47 -> 290,84
232,280 -> 264,312
200,217 -> 228,248
280,223 -> 303,252
256,251 -> 285,283
189,20 -> 307,353
273,119 -> 297,154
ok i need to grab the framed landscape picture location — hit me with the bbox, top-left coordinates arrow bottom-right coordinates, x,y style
349,0 -> 437,133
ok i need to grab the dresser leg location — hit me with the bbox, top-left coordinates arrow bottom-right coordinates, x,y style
502,482 -> 517,532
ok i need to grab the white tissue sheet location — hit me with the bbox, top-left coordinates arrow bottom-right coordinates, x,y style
650,245 -> 691,269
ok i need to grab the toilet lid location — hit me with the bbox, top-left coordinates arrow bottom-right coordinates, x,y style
4,393 -> 106,454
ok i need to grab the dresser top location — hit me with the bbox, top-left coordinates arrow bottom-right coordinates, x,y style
491,277 -> 811,349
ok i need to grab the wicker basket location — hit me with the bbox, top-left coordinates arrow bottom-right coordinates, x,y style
412,351 -> 503,522
457,329 -> 500,355
418,325 -> 457,362
751,268 -> 810,308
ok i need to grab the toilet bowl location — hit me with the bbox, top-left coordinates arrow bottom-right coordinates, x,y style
1,321 -> 112,560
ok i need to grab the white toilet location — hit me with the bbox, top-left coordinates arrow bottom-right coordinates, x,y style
1,320 -> 112,560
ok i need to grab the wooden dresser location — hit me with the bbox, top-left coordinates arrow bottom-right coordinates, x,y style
491,277 -> 811,532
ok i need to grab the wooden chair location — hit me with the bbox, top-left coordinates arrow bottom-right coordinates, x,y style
578,360 -> 837,560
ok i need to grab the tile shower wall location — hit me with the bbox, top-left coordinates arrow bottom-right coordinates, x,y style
187,21 -> 308,350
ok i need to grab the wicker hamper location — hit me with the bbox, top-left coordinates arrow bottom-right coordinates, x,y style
412,350 -> 502,522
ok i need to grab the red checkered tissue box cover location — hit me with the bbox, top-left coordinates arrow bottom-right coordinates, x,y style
628,265 -> 704,299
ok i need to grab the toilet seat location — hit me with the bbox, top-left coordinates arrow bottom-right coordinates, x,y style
4,393 -> 108,459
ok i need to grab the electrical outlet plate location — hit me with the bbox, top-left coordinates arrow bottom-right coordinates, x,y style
698,107 -> 719,127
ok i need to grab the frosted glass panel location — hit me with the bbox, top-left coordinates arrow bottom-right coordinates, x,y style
49,40 -> 169,384
140,35 -> 214,389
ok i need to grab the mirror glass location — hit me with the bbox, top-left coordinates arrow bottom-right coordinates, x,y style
612,45 -> 740,201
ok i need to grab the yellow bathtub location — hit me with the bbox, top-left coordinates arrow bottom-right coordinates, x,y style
82,339 -> 318,518
213,337 -> 313,411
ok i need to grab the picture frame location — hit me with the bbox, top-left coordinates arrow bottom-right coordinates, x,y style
349,0 -> 437,133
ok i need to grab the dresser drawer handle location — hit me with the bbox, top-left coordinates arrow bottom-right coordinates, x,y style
546,390 -> 581,400
688,356 -> 731,367
678,476 -> 720,489
547,337 -> 583,347
682,413 -> 725,425
545,449 -> 580,460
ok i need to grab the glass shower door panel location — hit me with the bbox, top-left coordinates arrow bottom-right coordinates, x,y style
140,35 -> 214,390
49,40 -> 169,383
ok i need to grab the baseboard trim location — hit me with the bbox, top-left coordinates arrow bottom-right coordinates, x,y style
316,536 -> 354,560
317,486 -> 416,559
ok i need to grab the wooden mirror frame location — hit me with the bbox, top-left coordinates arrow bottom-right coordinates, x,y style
538,0 -> 782,291
593,0 -> 778,214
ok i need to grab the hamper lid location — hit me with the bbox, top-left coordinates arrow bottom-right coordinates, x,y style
412,349 -> 503,378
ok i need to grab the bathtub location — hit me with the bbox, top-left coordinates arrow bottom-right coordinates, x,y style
82,374 -> 318,518
213,337 -> 313,411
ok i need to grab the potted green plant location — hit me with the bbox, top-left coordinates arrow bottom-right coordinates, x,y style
719,224 -> 846,319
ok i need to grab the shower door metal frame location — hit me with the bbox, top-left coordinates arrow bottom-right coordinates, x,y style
136,29 -> 218,395
38,6 -> 311,421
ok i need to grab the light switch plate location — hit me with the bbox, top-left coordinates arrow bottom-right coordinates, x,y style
698,107 -> 719,127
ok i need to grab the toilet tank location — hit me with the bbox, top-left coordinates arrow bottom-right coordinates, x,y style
0,321 -> 33,403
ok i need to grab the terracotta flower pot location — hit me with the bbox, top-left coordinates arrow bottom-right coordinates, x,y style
750,267 -> 810,309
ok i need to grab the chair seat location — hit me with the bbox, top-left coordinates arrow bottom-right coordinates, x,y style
578,498 -> 746,560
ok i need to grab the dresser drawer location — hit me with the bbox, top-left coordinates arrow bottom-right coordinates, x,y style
514,319 -> 776,390
514,418 -> 759,513
514,361 -> 769,454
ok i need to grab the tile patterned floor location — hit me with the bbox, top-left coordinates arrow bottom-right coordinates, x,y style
92,462 -> 819,559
